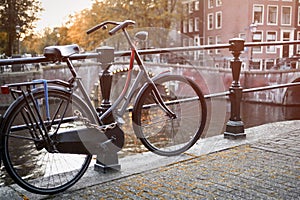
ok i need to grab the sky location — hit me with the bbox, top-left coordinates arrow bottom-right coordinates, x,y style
35,0 -> 93,33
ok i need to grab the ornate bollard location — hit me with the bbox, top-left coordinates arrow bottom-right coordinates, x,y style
94,46 -> 122,173
224,38 -> 246,139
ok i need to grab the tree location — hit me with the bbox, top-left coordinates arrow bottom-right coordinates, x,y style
22,26 -> 72,55
104,0 -> 181,28
67,2 -> 115,51
66,0 -> 182,51
0,0 -> 43,56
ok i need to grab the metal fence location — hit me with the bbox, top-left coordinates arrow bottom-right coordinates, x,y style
1,39 -> 300,139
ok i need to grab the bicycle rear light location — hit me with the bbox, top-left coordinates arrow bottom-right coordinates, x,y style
1,85 -> 9,94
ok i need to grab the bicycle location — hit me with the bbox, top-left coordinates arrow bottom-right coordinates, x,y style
0,20 -> 207,194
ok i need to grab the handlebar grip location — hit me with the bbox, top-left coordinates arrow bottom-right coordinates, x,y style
86,24 -> 102,35
109,20 -> 135,35
86,21 -> 119,35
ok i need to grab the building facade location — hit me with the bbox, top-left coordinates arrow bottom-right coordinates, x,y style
181,0 -> 300,70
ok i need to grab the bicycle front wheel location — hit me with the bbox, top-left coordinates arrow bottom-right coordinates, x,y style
132,75 -> 207,156
1,87 -> 95,194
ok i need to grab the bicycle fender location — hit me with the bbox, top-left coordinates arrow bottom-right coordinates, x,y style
0,86 -> 91,136
0,86 -> 75,169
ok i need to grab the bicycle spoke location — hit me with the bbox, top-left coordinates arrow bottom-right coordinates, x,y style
2,89 -> 93,194
133,75 -> 206,156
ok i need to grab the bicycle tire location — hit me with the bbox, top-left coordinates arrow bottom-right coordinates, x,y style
1,87 -> 95,195
132,74 -> 207,156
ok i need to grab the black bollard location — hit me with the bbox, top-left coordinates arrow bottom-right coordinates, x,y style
94,46 -> 121,173
224,38 -> 246,139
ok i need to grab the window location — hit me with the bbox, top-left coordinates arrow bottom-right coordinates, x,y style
195,17 -> 199,32
195,1 -> 199,11
265,60 -> 275,70
216,0 -> 222,7
189,18 -> 193,32
183,20 -> 188,33
283,32 -> 290,41
216,36 -> 221,54
266,31 -> 277,53
251,59 -> 261,70
208,36 -> 213,54
216,12 -> 222,29
267,6 -> 277,25
253,31 -> 263,53
282,6 -> 292,25
194,36 -> 201,60
253,5 -> 264,24
189,2 -> 193,13
208,13 -> 213,30
208,0 -> 213,8
194,36 -> 200,46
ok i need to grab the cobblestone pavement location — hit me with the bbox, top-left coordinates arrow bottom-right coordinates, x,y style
43,128 -> 300,199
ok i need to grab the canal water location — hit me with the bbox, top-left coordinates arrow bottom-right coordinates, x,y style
241,101 -> 300,127
0,101 -> 299,186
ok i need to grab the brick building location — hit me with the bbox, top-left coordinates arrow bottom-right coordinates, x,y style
181,0 -> 300,70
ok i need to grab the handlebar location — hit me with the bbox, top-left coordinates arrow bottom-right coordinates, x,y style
86,20 -> 135,35
108,20 -> 135,35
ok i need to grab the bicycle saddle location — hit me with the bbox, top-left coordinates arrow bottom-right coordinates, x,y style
44,44 -> 80,60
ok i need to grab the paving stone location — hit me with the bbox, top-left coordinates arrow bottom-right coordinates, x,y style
1,122 -> 300,199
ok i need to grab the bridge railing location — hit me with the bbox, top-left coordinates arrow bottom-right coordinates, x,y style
0,40 -> 299,66
1,39 -> 300,139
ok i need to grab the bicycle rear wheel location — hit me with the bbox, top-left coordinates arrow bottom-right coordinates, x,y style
132,75 -> 207,156
1,87 -> 95,194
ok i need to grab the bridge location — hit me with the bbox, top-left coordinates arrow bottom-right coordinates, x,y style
1,38 -> 300,140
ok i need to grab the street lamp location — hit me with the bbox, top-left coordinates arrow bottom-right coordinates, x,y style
16,25 -> 20,55
249,22 -> 257,70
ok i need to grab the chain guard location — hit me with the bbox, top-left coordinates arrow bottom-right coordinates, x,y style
53,124 -> 124,155
103,124 -> 125,152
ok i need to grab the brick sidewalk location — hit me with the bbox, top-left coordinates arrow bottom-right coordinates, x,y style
45,128 -> 300,199
1,121 -> 299,200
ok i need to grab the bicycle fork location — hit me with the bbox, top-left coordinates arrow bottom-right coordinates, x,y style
132,47 -> 177,120
150,84 -> 177,119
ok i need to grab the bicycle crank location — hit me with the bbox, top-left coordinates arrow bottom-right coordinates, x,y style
102,124 -> 125,152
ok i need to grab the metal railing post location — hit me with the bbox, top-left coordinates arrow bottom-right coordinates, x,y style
224,38 -> 246,139
94,46 -> 121,173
